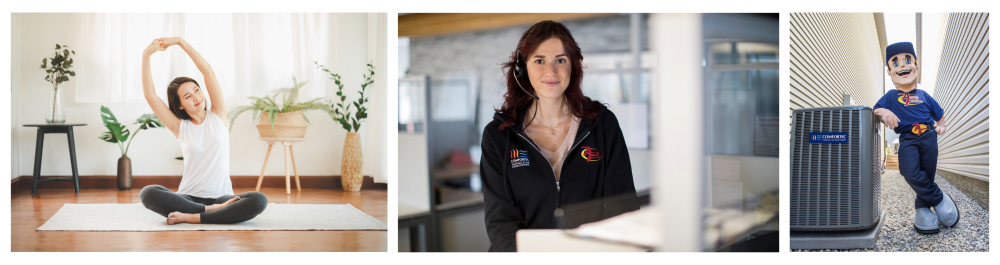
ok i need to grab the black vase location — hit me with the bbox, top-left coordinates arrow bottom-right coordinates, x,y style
117,155 -> 132,190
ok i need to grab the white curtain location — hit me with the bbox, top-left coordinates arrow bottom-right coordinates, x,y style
366,13 -> 388,183
76,13 -> 332,105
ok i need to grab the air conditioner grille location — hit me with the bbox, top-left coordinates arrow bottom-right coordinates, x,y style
790,109 -> 862,227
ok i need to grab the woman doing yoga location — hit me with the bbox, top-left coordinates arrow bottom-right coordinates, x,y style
139,37 -> 267,224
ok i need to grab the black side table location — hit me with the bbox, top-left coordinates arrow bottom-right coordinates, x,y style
23,123 -> 87,194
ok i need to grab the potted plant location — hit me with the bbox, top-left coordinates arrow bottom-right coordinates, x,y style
98,106 -> 163,190
39,44 -> 76,123
227,77 -> 337,139
316,61 -> 373,192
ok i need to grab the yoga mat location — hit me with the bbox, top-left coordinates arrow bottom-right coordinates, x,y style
36,203 -> 387,231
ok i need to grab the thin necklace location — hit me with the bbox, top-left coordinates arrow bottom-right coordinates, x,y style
534,105 -> 569,136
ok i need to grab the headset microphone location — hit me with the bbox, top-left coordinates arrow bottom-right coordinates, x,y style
513,37 -> 539,100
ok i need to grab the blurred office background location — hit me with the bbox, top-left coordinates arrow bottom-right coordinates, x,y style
398,13 -> 778,252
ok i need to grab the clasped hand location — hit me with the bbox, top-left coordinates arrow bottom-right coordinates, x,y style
143,37 -> 183,56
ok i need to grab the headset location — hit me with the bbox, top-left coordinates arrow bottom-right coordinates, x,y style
513,35 -> 539,100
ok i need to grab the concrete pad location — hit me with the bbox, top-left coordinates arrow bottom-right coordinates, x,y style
790,212 -> 885,250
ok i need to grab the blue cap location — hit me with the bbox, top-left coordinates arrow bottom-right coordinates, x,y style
885,42 -> 916,64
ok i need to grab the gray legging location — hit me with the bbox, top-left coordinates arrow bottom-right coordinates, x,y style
139,185 -> 268,224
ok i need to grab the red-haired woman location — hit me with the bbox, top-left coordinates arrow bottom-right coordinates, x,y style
480,20 -> 639,252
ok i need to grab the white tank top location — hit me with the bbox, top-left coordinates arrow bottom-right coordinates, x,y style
176,111 -> 234,198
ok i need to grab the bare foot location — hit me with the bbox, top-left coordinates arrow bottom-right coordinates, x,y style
166,211 -> 201,225
206,196 -> 241,212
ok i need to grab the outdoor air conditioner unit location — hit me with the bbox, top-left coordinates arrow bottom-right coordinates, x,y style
790,106 -> 882,231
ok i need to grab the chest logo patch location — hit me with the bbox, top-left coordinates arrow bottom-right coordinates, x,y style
580,146 -> 602,162
897,93 -> 924,106
510,149 -> 530,168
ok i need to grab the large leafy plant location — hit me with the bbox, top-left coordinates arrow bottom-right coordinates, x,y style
99,106 -> 163,156
315,61 -> 374,132
227,77 -> 337,136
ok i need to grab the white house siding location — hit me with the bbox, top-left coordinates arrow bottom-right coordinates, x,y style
923,13 -> 989,182
789,13 -> 886,115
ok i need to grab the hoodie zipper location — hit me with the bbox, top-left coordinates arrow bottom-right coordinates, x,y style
516,130 -> 592,202
515,131 -> 561,199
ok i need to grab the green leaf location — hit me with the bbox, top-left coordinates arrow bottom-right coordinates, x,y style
42,58 -> 47,65
55,44 -> 60,49
135,113 -> 163,129
98,132 -> 118,144
100,106 -> 130,142
352,119 -> 360,132
64,49 -> 69,56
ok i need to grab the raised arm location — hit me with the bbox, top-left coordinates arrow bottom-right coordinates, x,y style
143,40 -> 181,138
157,37 -> 227,123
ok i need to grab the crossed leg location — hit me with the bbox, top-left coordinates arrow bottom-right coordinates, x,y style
139,185 -> 268,224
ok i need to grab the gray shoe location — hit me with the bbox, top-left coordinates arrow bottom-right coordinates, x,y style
934,192 -> 960,227
914,207 -> 940,234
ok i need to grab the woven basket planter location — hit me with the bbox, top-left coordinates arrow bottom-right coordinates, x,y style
341,132 -> 364,191
255,110 -> 308,138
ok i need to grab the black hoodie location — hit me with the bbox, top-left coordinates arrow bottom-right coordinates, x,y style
480,104 -> 639,252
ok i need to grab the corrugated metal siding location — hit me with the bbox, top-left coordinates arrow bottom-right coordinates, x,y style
929,13 -> 990,182
789,13 -> 886,115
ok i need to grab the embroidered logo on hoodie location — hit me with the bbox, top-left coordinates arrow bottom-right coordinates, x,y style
511,149 -> 530,168
580,146 -> 602,162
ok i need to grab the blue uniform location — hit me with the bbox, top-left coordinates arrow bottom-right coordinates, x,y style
874,89 -> 944,134
874,88 -> 945,208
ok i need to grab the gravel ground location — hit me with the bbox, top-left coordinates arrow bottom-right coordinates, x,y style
797,170 -> 989,252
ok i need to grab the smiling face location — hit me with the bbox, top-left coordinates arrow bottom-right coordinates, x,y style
176,81 -> 207,114
525,37 -> 572,100
887,52 -> 919,90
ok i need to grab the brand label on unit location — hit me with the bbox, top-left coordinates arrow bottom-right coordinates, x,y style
809,132 -> 849,144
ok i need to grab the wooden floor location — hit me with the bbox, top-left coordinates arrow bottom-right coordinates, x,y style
11,187 -> 387,252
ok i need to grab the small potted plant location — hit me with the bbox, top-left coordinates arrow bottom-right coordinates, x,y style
99,106 -> 163,190
39,44 -> 76,123
316,61 -> 373,192
227,77 -> 337,138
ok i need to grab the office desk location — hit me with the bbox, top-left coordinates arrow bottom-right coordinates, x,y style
516,230 -> 648,252
399,204 -> 431,252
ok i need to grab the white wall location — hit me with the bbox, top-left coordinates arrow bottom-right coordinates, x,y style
650,13 -> 703,252
11,13 -> 22,179
397,133 -> 430,210
12,13 -> 387,179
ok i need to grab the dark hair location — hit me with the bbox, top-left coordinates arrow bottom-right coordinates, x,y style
497,20 -> 601,131
166,77 -> 202,120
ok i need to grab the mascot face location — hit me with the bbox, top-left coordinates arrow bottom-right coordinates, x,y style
887,52 -> 919,89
